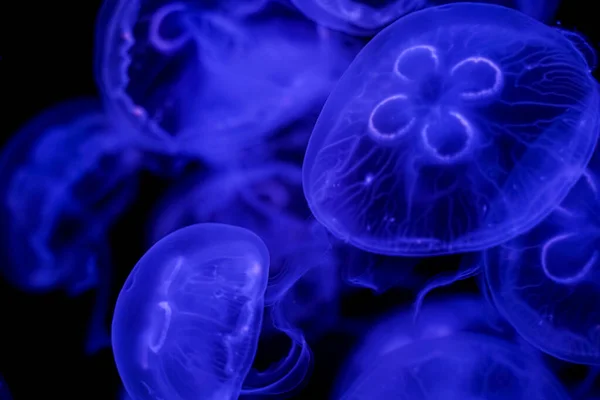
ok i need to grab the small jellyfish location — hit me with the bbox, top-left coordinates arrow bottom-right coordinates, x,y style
336,333 -> 570,399
290,0 -> 561,36
303,3 -> 599,256
113,223 -> 270,400
484,146 -> 600,365
95,0 -> 360,166
0,99 -> 140,294
148,162 -> 338,320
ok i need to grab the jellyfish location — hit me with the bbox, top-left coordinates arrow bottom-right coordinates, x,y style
290,0 -> 561,36
335,332 -> 570,399
484,146 -> 600,365
335,295 -> 498,396
148,162 -> 339,328
302,3 -> 600,256
0,99 -> 141,295
113,223 -> 273,399
95,0 -> 361,166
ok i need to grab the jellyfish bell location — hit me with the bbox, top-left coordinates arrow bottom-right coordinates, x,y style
336,332 -> 570,400
0,99 -> 140,294
484,145 -> 600,365
95,0 -> 360,167
113,223 -> 270,400
302,2 -> 600,256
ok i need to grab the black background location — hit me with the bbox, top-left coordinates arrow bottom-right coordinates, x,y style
1,1 -> 599,399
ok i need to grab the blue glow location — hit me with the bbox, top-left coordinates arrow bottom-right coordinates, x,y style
485,145 -> 600,365
302,3 -> 600,256
95,0 -> 360,166
0,99 -> 140,294
336,332 -> 570,399
290,0 -> 562,36
112,223 -> 270,400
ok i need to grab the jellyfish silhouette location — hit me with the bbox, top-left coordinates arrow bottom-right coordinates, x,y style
95,0 -> 360,166
290,0 -> 561,36
0,375 -> 12,400
113,223 -> 270,400
303,3 -> 599,256
485,146 -> 600,365
336,332 -> 570,399
0,99 -> 140,295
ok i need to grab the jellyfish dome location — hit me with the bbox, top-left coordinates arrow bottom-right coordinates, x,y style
485,147 -> 600,365
336,296 -> 494,395
112,223 -> 270,400
95,0 -> 359,166
0,99 -> 140,294
290,0 -> 561,36
336,333 -> 570,400
302,3 -> 600,256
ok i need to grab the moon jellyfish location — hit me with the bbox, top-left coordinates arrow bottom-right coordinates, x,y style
95,0 -> 360,166
336,296 -> 494,395
485,147 -> 600,365
336,333 -> 570,400
303,3 -> 600,256
148,164 -> 326,393
149,162 -> 337,313
290,0 -> 561,36
112,223 -> 270,400
0,99 -> 140,294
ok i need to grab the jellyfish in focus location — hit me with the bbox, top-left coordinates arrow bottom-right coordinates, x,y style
0,99 -> 140,295
95,0 -> 360,166
484,147 -> 600,365
291,0 -> 562,36
148,164 -> 328,393
336,333 -> 570,399
303,3 -> 599,256
113,223 -> 270,400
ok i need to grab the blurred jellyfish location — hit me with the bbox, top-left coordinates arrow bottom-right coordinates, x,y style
336,332 -> 570,399
113,223 -> 270,400
95,0 -> 361,166
335,296 -> 496,395
0,99 -> 140,295
485,146 -> 600,365
149,162 -> 339,333
290,0 -> 561,36
302,3 -> 600,256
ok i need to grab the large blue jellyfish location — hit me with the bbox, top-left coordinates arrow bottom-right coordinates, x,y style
95,0 -> 360,166
0,375 -> 12,400
303,3 -> 600,256
113,223 -> 270,400
290,0 -> 561,36
335,332 -> 570,399
0,99 -> 140,294
485,146 -> 600,365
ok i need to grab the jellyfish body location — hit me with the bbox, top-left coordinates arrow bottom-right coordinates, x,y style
113,223 -> 270,400
0,99 -> 140,294
95,0 -> 360,166
484,148 -> 600,365
290,0 -> 561,36
336,333 -> 570,399
336,296 -> 494,396
303,3 -> 600,256
149,162 -> 337,313
0,375 -> 12,400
